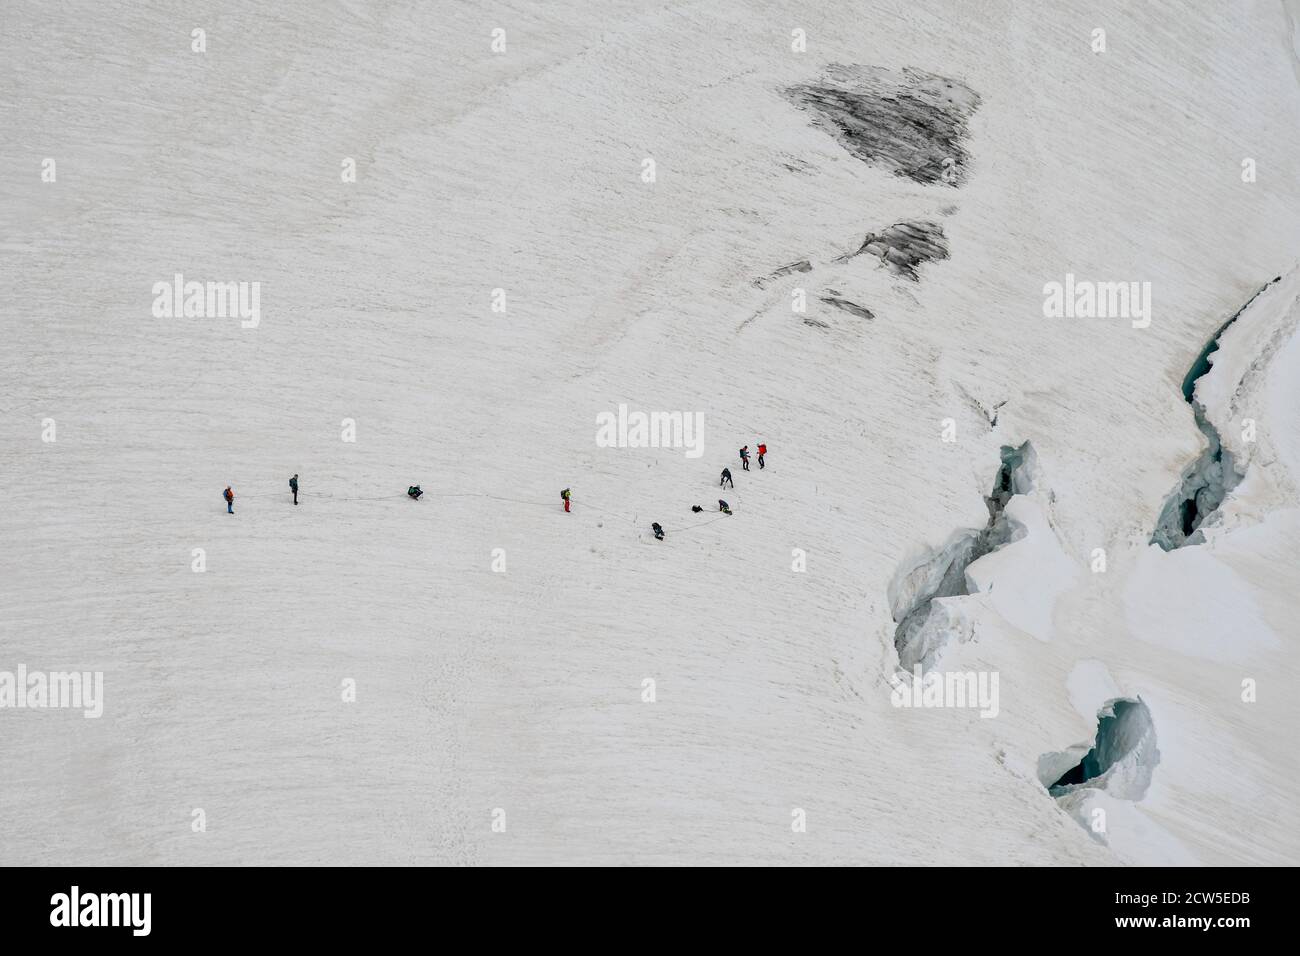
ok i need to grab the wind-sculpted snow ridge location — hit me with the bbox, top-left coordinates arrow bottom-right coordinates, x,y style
890,442 -> 1035,670
784,65 -> 980,185
1151,276 -> 1283,550
1042,698 -> 1159,803
837,220 -> 948,282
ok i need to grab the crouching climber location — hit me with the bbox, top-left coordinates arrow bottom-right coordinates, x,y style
652,522 -> 665,540
691,505 -> 703,513
408,485 -> 423,500
718,499 -> 732,515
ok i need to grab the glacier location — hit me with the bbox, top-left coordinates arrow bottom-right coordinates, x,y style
2,0 -> 1300,866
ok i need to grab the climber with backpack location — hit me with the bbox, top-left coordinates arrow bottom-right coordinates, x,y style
561,487 -> 571,513
652,522 -> 665,540
718,499 -> 732,515
757,443 -> 767,469
407,485 -> 423,500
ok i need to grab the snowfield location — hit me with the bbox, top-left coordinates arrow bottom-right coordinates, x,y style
2,0 -> 1299,865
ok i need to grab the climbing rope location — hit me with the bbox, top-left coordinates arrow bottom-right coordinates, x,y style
220,484 -> 738,538
672,515 -> 729,533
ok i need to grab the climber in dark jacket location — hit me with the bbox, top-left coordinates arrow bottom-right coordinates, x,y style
289,473 -> 299,505
652,522 -> 664,540
720,467 -> 733,488
718,499 -> 732,515
408,485 -> 423,500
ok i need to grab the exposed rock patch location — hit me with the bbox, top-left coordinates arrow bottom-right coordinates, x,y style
819,296 -> 874,321
783,65 -> 981,185
839,220 -> 948,281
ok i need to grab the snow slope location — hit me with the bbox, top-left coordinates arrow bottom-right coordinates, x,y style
2,0 -> 1299,865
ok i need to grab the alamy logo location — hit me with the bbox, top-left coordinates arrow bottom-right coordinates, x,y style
1042,273 -> 1151,328
0,665 -> 103,718
151,273 -> 261,328
596,404 -> 704,459
888,666 -> 1000,718
50,886 -> 150,936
